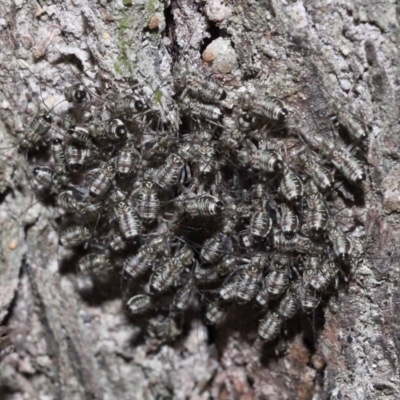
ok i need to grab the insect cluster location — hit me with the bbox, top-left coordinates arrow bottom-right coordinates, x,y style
19,40 -> 367,346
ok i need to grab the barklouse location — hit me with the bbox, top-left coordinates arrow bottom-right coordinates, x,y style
237,144 -> 284,173
114,143 -> 139,175
219,274 -> 242,302
200,232 -> 229,264
180,97 -> 223,121
301,154 -> 334,192
65,126 -> 93,147
173,63 -> 227,103
236,262 -> 263,303
109,91 -> 150,117
250,209 -> 272,238
21,114 -> 53,149
59,225 -> 92,248
78,252 -> 111,276
216,255 -> 240,277
205,302 -> 227,325
32,166 -> 58,189
89,164 -> 115,197
280,167 -> 303,202
293,282 -> 321,312
150,153 -> 184,190
336,110 -> 368,142
303,259 -> 337,292
126,294 -> 154,315
51,138 -> 67,174
328,226 -> 353,261
240,92 -> 287,122
278,290 -> 297,319
176,193 -> 224,217
255,284 -> 270,308
172,279 -> 196,311
109,231 -> 127,253
279,203 -> 299,239
264,261 -> 290,297
65,142 -> 93,172
123,236 -> 167,279
89,118 -> 128,141
149,246 -> 194,293
321,141 -> 366,185
114,201 -> 141,240
64,83 -> 88,104
137,181 -> 160,223
306,193 -> 330,236
258,312 -> 282,342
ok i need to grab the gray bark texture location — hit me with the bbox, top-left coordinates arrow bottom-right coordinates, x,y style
0,0 -> 399,399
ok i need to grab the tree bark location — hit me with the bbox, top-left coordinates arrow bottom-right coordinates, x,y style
0,0 -> 399,399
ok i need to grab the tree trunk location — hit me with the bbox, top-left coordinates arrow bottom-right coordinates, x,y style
0,0 -> 399,399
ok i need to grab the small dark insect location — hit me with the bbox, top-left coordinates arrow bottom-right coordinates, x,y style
264,262 -> 289,297
137,181 -> 160,223
59,225 -> 91,248
250,210 -> 272,238
114,201 -> 141,240
205,302 -> 227,324
337,110 -> 368,142
255,284 -> 270,308
331,148 -> 365,185
126,294 -> 154,315
172,279 -> 196,310
273,230 -> 315,254
200,232 -> 229,264
51,138 -> 67,174
89,164 -> 115,197
216,255 -> 240,277
109,92 -> 150,116
180,97 -> 223,121
194,263 -> 220,282
258,311 -> 282,341
303,259 -> 336,292
149,246 -> 194,293
219,274 -> 241,302
293,282 -> 321,312
322,141 -> 365,184
278,290 -> 297,319
109,231 -> 127,252
65,142 -> 93,172
65,126 -> 92,146
173,63 -> 226,103
78,252 -> 111,276
306,193 -> 330,236
236,111 -> 255,132
151,154 -> 184,190
301,155 -> 333,192
328,226 -> 352,261
279,203 -> 299,238
64,83 -> 88,103
237,147 -> 284,173
89,118 -> 128,141
240,93 -> 287,121
177,193 -> 224,217
256,97 -> 287,121
32,166 -> 57,189
124,236 -> 167,279
236,263 -> 263,303
115,143 -> 139,175
21,114 -> 52,149
280,167 -> 303,202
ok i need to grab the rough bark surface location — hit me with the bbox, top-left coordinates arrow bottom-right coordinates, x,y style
0,0 -> 399,399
